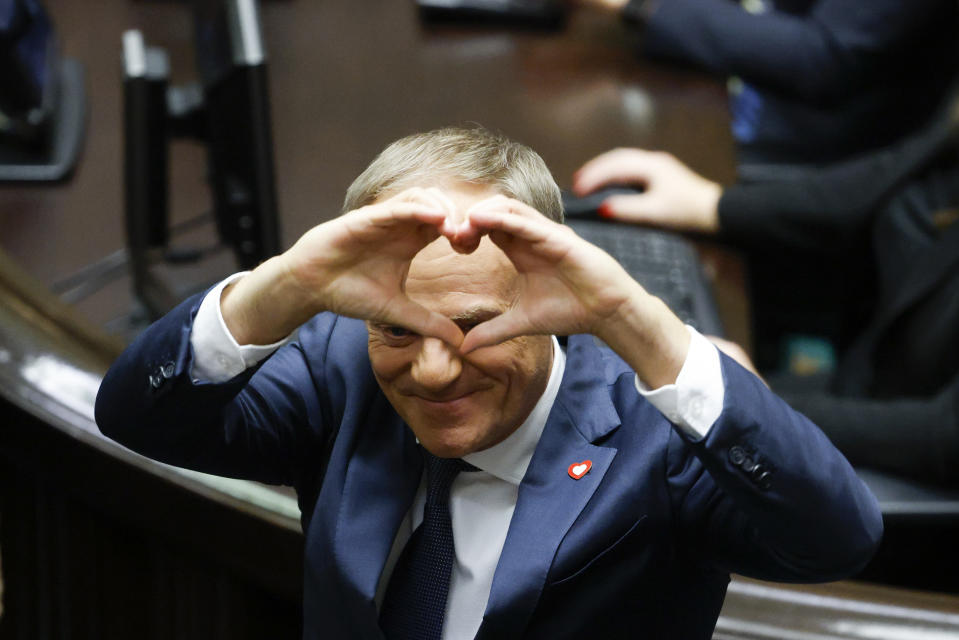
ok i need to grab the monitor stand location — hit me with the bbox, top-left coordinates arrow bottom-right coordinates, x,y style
0,57 -> 87,182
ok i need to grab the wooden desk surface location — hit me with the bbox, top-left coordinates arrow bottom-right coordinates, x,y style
0,0 -> 748,346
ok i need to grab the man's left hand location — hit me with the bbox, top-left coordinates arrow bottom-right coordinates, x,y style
461,195 -> 690,388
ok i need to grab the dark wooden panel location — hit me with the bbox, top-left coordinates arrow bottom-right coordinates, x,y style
0,248 -> 303,639
0,398 -> 303,640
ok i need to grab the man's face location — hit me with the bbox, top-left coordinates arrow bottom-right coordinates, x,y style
367,183 -> 553,458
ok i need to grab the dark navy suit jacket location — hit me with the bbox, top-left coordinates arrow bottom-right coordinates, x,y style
95,294 -> 883,639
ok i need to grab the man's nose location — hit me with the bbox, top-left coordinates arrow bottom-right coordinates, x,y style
410,337 -> 462,392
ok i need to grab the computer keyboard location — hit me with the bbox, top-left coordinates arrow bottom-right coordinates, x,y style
566,219 -> 725,337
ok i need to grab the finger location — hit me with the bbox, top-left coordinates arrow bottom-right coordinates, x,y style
358,200 -> 448,233
426,187 -> 466,240
598,193 -> 659,224
460,310 -> 529,353
467,195 -> 549,222
441,207 -> 486,254
380,296 -> 465,348
573,148 -> 640,188
465,193 -> 510,215
390,186 -> 448,209
415,187 -> 485,252
467,207 -> 561,248
427,188 -> 460,224
468,199 -> 567,256
421,189 -> 458,226
373,187 -> 451,223
572,148 -> 649,195
446,229 -> 484,255
465,198 -> 556,257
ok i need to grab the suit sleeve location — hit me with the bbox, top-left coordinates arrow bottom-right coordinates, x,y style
781,377 -> 959,487
94,291 -> 333,486
666,354 -> 884,582
629,0 -> 946,104
717,115 -> 954,256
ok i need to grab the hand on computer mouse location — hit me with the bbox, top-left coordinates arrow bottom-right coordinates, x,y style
573,148 -> 722,233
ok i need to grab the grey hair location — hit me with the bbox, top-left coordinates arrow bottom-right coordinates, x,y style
342,126 -> 564,222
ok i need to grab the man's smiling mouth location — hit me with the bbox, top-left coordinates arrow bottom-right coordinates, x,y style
415,390 -> 478,406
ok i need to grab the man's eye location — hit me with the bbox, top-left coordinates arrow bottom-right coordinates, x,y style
383,326 -> 412,339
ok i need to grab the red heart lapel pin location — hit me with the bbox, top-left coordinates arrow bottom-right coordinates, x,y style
568,460 -> 592,480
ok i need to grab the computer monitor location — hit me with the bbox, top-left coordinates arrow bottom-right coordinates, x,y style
0,0 -> 55,133
0,0 -> 86,181
192,0 -> 281,270
122,0 -> 280,320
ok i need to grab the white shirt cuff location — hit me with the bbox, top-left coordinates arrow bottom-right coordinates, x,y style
634,326 -> 725,439
189,272 -> 295,383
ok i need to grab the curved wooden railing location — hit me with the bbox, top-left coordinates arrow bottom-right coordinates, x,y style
0,250 -> 302,639
1,247 -> 957,639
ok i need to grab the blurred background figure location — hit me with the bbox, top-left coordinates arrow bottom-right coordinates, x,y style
574,101 -> 959,486
576,0 -> 959,175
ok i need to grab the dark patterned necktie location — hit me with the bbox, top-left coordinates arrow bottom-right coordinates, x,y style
379,452 -> 478,640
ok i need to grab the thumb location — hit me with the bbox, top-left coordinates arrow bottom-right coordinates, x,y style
460,310 -> 527,354
383,297 -> 465,348
598,193 -> 661,224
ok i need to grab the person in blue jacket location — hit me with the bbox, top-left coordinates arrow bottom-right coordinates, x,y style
96,126 -> 882,639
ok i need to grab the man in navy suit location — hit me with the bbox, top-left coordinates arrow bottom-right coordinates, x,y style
96,127 -> 882,639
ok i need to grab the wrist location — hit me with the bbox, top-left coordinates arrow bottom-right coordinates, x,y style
221,255 -> 319,345
597,289 -> 690,389
694,180 -> 723,233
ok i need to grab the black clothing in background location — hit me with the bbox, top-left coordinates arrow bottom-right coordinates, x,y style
716,116 -> 959,485
626,0 -> 959,168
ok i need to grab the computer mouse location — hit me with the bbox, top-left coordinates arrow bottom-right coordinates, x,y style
561,185 -> 644,220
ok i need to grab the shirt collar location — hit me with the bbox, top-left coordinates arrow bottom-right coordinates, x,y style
462,336 -> 565,485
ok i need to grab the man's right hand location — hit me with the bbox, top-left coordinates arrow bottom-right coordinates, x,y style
220,187 -> 467,348
573,148 -> 723,233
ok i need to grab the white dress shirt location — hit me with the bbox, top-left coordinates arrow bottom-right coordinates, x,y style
189,274 -> 726,639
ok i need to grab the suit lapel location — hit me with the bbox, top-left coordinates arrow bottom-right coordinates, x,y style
477,335 -> 621,639
332,397 -> 422,639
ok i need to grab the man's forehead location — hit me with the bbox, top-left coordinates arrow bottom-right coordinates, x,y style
411,235 -> 513,271
406,237 -> 518,302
